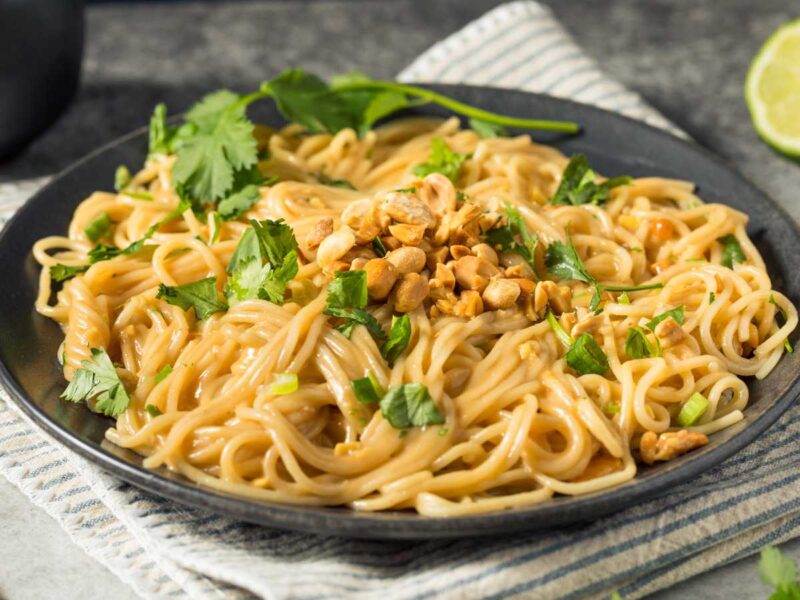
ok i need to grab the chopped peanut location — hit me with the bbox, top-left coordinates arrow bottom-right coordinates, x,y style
499,253 -> 534,279
381,235 -> 402,251
449,245 -> 472,260
453,256 -> 501,292
639,430 -> 708,464
386,246 -> 426,274
454,290 -> 483,318
350,257 -> 369,271
571,315 -> 605,336
389,223 -> 426,246
654,316 -> 686,346
431,263 -> 455,289
472,243 -> 499,266
305,217 -> 334,249
381,193 -> 436,228
533,281 -> 572,315
420,173 -> 457,217
317,227 -> 356,271
482,278 -> 521,310
341,199 -> 381,243
394,273 -> 429,312
425,246 -> 450,271
364,259 -> 398,300
510,278 -> 536,295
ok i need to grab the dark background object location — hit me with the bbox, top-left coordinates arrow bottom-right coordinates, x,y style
0,0 -> 85,161
1,87 -> 798,539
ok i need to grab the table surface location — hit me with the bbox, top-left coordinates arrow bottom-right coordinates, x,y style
2,1 -> 800,598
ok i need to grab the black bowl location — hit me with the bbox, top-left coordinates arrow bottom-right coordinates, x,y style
0,0 -> 84,161
1,85 -> 798,539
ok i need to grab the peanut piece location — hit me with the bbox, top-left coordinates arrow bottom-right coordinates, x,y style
364,259 -> 398,300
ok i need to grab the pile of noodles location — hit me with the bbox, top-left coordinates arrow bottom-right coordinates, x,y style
34,117 -> 797,516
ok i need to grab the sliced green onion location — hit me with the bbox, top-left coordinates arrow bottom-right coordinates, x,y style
270,372 -> 299,395
84,212 -> 112,243
121,191 -> 153,201
677,392 -> 710,427
114,165 -> 131,191
602,402 -> 621,416
155,364 -> 172,383
618,292 -> 630,305
351,372 -> 384,405
545,310 -> 573,348
144,404 -> 162,417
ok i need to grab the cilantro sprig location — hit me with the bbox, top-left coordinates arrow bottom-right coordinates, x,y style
157,277 -> 228,319
545,311 -> 609,375
625,306 -> 685,359
323,272 -> 415,365
485,204 -> 538,273
324,270 -> 387,342
152,69 -> 579,216
718,234 -> 746,269
545,236 -> 663,312
760,546 -> 800,599
224,219 -> 299,304
61,347 -> 131,417
550,154 -> 631,206
412,138 -> 470,183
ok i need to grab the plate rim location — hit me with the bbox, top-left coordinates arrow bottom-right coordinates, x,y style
2,83 -> 799,539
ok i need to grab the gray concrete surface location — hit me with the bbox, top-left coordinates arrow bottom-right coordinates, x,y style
1,1 -> 799,598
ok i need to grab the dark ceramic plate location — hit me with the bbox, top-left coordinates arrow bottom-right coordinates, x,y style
1,85 -> 798,539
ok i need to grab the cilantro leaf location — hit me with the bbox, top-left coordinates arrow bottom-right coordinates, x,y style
326,270 -> 368,309
719,234 -> 745,269
224,219 -> 299,305
379,383 -> 445,429
760,547 -> 800,597
144,405 -> 163,417
545,236 -> 663,311
351,372 -> 384,405
625,326 -> 659,359
381,314 -> 411,367
412,138 -> 469,183
323,270 -> 386,342
330,71 -> 412,136
469,118 -> 508,138
549,154 -> 631,206
51,264 -> 90,283
545,237 -> 594,284
84,212 -> 112,243
646,306 -> 685,331
61,347 -> 131,417
157,277 -> 228,319
265,69 -> 361,134
217,184 -> 261,220
172,90 -> 258,202
485,204 -> 538,272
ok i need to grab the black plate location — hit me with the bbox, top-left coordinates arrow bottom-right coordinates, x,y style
1,85 -> 798,539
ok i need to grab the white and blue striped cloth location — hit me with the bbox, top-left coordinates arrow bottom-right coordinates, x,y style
1,2 -> 799,598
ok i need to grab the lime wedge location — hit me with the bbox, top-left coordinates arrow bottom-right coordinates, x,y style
745,19 -> 800,158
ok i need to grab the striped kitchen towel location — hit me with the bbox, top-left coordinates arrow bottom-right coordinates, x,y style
0,2 -> 797,599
